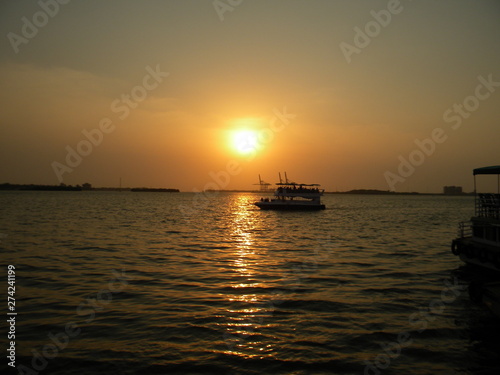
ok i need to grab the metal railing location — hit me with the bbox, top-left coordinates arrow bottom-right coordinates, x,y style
475,193 -> 500,219
457,221 -> 472,238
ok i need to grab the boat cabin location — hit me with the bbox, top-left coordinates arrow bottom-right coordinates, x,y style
471,166 -> 500,245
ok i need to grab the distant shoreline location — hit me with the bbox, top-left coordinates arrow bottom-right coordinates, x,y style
0,184 -> 474,195
130,188 -> 179,192
326,189 -> 474,196
203,188 -> 474,196
0,183 -> 179,192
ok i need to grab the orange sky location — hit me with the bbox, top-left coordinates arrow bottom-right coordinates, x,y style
1,0 -> 499,192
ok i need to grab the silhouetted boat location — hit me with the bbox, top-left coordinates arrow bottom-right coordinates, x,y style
469,281 -> 500,318
254,173 -> 326,211
451,166 -> 500,272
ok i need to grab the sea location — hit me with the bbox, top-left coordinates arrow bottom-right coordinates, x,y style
1,191 -> 500,375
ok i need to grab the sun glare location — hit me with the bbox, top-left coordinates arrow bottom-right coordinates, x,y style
232,129 -> 259,155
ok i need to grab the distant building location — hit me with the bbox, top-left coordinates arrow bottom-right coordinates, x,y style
443,186 -> 463,195
82,183 -> 92,190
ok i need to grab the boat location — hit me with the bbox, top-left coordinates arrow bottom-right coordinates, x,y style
451,166 -> 500,272
469,281 -> 500,318
254,173 -> 326,211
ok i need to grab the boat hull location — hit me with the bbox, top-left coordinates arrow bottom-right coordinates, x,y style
482,282 -> 500,318
452,237 -> 500,273
469,281 -> 500,318
254,201 -> 325,211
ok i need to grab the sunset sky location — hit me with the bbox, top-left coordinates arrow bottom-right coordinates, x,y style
1,0 -> 499,192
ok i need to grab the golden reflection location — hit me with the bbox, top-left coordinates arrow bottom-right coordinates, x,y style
228,194 -> 258,281
227,295 -> 259,303
220,194 -> 276,358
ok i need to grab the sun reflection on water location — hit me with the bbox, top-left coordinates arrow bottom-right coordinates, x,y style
219,194 -> 278,358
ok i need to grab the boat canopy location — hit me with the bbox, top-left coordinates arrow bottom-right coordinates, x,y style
473,166 -> 500,175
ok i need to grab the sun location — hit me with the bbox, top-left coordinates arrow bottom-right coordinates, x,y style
231,129 -> 259,155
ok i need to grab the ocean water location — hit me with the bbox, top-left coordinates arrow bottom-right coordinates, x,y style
1,191 -> 500,375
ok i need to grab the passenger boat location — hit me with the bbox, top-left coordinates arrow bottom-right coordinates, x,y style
469,281 -> 500,318
451,166 -> 500,272
254,173 -> 326,211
